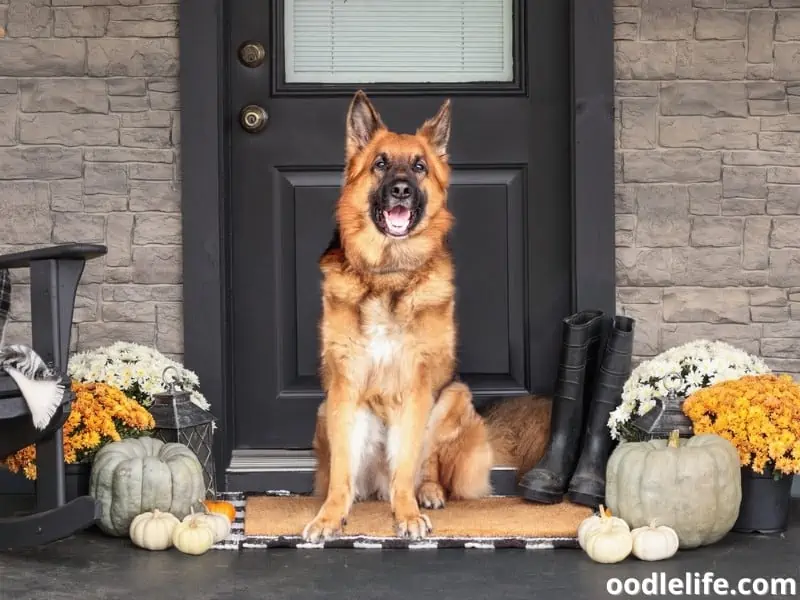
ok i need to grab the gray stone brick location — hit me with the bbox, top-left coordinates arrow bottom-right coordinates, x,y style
84,162 -> 127,195
133,213 -> 181,245
775,44 -> 800,80
747,82 -> 787,101
106,213 -> 133,267
148,79 -> 179,93
102,301 -> 156,322
615,81 -> 659,97
156,302 -> 182,354
773,0 -> 800,6
132,246 -> 181,284
722,199 -> 766,215
0,182 -> 51,245
616,214 -> 635,247
635,184 -> 690,246
87,39 -> 178,77
19,113 -> 119,146
619,98 -> 657,148
724,151 -> 800,166
149,91 -> 179,110
121,111 -> 171,128
617,287 -> 663,304
108,5 -> 178,21
107,20 -> 177,37
85,147 -> 173,163
769,249 -> 800,286
728,0 -> 768,6
615,42 -> 677,79
129,162 -> 172,180
660,82 -> 747,117
53,7 -> 108,37
0,146 -> 82,180
78,322 -> 155,350
640,0 -> 694,39
767,186 -> 800,214
749,100 -> 788,115
7,0 -> 52,37
661,323 -> 761,355
129,181 -> 180,211
50,180 -> 83,212
104,268 -> 133,284
0,39 -> 85,77
748,64 -> 774,79
743,216 -> 772,269
694,0 -> 724,5
750,287 -> 788,306
121,127 -> 171,148
759,132 -> 800,151
659,116 -> 758,149
771,217 -> 800,247
83,195 -> 127,212
623,150 -> 721,183
723,166 -> 766,198
676,41 -> 746,79
615,185 -> 636,213
764,321 -> 800,337
762,338 -> 800,358
793,303 -> 800,319
768,166 -> 800,184
663,287 -> 750,323
616,248 -> 674,286
0,80 -> 19,95
20,79 -> 108,114
53,213 -> 105,244
672,247 -> 767,285
109,95 -> 149,112
695,10 -> 747,39
748,10 -> 776,63
776,10 -> 800,40
0,95 -> 16,146
751,306 -> 791,321
620,304 -> 661,355
102,284 -> 181,302
689,183 -> 723,215
107,78 -> 146,96
690,216 -> 744,246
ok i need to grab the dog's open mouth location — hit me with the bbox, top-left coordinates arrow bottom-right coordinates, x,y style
378,205 -> 414,237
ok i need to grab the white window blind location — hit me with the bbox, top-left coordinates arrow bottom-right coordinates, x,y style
284,0 -> 513,84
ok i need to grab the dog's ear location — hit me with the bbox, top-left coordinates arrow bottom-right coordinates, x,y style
345,90 -> 385,161
418,99 -> 451,159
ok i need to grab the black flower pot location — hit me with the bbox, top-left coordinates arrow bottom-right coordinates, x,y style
732,465 -> 794,534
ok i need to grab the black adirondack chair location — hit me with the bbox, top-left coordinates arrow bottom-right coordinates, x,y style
0,243 -> 107,549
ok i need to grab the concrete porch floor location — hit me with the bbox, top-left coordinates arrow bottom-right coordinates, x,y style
2,501 -> 800,600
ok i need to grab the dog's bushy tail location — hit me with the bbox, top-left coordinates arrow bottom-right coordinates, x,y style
480,395 -> 552,477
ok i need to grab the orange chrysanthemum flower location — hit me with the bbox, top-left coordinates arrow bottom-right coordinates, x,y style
683,374 -> 800,475
2,381 -> 155,480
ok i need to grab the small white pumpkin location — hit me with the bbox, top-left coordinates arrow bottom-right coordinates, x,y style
578,504 -> 630,550
584,519 -> 633,564
129,509 -> 180,551
631,521 -> 680,561
182,507 -> 231,543
172,518 -> 215,555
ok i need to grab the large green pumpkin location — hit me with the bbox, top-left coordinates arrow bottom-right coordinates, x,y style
89,437 -> 205,536
605,431 -> 742,549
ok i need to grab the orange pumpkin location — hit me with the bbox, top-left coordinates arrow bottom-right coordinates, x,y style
202,500 -> 236,523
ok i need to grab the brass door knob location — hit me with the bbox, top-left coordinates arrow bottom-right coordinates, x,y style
240,105 -> 268,133
238,41 -> 266,68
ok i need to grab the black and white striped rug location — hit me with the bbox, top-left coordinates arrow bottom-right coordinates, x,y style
211,492 -> 580,551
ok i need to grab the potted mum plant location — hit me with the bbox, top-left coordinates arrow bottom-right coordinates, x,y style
3,381 -> 155,498
68,341 -> 209,412
682,373 -> 800,534
607,340 -> 770,442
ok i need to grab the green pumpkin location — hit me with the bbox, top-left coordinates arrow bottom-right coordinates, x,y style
605,430 -> 742,549
89,437 -> 205,536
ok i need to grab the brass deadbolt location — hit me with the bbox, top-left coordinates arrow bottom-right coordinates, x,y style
238,41 -> 266,68
240,105 -> 268,133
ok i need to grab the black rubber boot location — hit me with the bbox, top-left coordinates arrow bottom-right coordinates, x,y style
519,310 -> 605,504
566,315 -> 636,508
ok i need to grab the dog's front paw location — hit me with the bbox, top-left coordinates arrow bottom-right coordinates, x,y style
394,511 -> 432,539
417,482 -> 446,509
302,510 -> 346,543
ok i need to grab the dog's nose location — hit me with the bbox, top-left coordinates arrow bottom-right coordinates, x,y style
390,181 -> 411,201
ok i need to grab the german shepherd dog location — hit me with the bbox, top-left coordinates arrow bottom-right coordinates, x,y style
304,92 -> 551,542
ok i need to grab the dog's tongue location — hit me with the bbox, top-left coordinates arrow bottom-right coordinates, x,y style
385,206 -> 411,234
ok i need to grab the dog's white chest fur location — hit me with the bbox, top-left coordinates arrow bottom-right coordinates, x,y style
361,298 -> 404,366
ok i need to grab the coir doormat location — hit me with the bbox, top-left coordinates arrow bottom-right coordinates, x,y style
239,493 -> 592,550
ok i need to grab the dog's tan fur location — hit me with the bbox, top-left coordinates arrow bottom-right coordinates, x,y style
304,92 -> 551,542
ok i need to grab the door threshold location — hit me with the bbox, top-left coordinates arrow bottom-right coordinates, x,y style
225,449 -> 520,496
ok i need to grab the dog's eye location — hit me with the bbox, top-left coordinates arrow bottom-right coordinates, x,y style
374,157 -> 387,171
413,160 -> 426,173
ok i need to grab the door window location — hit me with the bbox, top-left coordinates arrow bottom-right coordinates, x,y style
284,0 -> 513,84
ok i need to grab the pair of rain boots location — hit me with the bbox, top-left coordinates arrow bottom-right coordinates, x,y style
519,310 -> 635,507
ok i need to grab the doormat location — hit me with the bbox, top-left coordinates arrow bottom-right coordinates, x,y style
241,493 -> 592,550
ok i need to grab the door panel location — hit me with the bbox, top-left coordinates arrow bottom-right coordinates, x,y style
229,0 -> 571,449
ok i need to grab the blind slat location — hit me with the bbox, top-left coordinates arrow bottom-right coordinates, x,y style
285,0 -> 513,84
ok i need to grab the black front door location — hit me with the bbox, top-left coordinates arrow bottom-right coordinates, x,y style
227,0 -> 571,456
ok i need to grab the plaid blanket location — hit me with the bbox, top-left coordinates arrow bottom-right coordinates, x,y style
0,267 -> 65,430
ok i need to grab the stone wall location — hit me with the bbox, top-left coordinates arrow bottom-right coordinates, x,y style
1,0 -> 798,378
0,0 -> 182,361
614,0 -> 800,378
